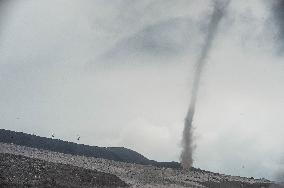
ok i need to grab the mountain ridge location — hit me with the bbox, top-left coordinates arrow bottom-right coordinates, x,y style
0,128 -> 180,169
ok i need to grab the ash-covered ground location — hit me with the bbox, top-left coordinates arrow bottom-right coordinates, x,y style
0,152 -> 127,188
0,142 -> 279,188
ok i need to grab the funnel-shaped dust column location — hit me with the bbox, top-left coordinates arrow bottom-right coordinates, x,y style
181,0 -> 230,169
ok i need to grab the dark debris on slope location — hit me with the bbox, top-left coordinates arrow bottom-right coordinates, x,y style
0,153 -> 128,188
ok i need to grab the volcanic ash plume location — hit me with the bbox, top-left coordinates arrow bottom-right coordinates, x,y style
180,0 -> 230,169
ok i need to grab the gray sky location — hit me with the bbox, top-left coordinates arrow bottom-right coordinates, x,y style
0,0 -> 284,180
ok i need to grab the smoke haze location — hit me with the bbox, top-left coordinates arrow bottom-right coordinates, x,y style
181,0 -> 230,169
270,0 -> 284,183
0,1 -> 12,36
271,0 -> 284,53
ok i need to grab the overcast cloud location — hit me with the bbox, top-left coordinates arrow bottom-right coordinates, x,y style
0,0 -> 284,180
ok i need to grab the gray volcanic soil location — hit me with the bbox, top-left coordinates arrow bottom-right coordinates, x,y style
0,153 -> 128,188
0,142 -> 279,188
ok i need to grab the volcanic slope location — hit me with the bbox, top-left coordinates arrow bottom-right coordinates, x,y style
0,152 -> 128,188
0,129 -> 179,169
0,142 -> 277,188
